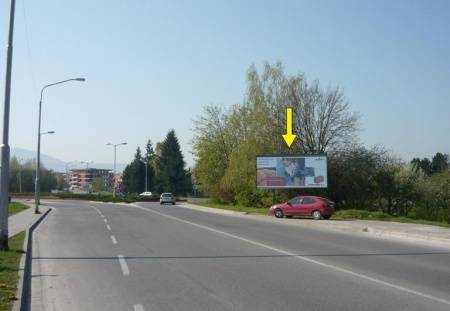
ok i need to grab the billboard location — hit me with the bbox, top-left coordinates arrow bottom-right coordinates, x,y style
256,155 -> 327,188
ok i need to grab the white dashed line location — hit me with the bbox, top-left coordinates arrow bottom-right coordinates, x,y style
133,304 -> 144,311
111,235 -> 117,244
106,225 -> 111,231
104,219 -> 108,223
118,255 -> 130,276
129,204 -> 450,307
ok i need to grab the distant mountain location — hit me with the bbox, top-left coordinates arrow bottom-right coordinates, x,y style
11,147 -> 126,173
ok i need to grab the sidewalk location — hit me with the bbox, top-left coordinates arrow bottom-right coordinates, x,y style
179,202 -> 450,249
9,202 -> 50,237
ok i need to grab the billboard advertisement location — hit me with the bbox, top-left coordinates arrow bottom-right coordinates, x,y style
256,155 -> 327,188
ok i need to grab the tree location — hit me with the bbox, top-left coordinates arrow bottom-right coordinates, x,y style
154,130 -> 189,195
121,147 -> 146,194
431,152 -> 449,174
193,62 -> 360,204
92,177 -> 103,193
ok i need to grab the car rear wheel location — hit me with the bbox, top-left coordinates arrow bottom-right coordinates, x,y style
312,210 -> 322,220
274,209 -> 284,218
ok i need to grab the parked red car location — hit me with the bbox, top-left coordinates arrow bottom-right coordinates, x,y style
268,196 -> 335,220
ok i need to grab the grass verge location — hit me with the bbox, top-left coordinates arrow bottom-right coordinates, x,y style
334,209 -> 450,228
188,199 -> 267,215
8,202 -> 29,217
0,231 -> 25,311
188,200 -> 450,229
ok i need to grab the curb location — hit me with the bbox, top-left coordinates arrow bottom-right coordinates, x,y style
12,208 -> 52,311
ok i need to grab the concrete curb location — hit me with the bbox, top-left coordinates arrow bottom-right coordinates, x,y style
12,208 -> 52,311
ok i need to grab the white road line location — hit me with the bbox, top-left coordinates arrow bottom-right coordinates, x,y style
133,304 -> 144,311
106,225 -> 112,231
111,235 -> 117,244
104,219 -> 108,223
129,204 -> 450,307
118,255 -> 130,276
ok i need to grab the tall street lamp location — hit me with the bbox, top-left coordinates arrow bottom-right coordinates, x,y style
140,157 -> 149,193
35,78 -> 85,214
34,131 -> 55,213
0,0 -> 17,250
106,142 -> 127,197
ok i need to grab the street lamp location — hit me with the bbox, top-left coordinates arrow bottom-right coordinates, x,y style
106,142 -> 127,197
34,130 -> 54,213
140,157 -> 149,193
0,0 -> 17,250
35,78 -> 85,214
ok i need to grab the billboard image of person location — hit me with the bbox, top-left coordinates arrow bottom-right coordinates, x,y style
256,155 -> 327,188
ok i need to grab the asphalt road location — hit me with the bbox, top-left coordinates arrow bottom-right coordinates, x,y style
31,200 -> 450,311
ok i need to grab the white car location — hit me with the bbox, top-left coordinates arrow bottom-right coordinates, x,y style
139,191 -> 153,197
160,193 -> 176,205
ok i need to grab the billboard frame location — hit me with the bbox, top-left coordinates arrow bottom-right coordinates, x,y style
256,153 -> 328,189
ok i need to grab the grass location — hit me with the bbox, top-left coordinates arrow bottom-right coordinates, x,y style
188,200 -> 450,229
334,209 -> 450,228
188,199 -> 268,215
8,202 -> 29,217
0,231 -> 25,311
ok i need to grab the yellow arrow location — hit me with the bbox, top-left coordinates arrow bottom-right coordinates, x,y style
282,107 -> 296,147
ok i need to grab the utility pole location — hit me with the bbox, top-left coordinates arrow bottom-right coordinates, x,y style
18,158 -> 22,193
106,142 -> 127,197
0,0 -> 16,250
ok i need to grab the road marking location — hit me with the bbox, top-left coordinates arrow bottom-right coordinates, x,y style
133,305 -> 144,311
106,225 -> 112,231
104,219 -> 108,223
111,235 -> 117,244
129,204 -> 450,307
118,255 -> 130,276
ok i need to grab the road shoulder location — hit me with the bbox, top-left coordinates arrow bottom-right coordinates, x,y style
177,202 -> 450,249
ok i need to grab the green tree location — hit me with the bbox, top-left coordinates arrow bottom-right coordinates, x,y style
431,152 -> 449,174
154,130 -> 188,195
92,177 -> 103,193
411,157 -> 433,175
121,147 -> 145,194
193,62 -> 360,205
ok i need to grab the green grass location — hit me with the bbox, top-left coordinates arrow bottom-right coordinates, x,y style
189,200 -> 450,229
0,231 -> 25,311
334,209 -> 450,228
8,202 -> 29,217
188,199 -> 268,215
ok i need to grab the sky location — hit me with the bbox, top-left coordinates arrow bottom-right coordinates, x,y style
0,0 -> 449,167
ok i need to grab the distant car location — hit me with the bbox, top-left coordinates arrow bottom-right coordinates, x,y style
268,196 -> 335,220
139,191 -> 153,197
160,193 -> 176,205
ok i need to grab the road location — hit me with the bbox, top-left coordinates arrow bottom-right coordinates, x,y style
31,200 -> 450,311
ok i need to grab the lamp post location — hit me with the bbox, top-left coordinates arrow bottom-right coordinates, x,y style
140,157 -> 149,193
0,0 -> 16,250
35,78 -> 85,214
18,158 -> 23,193
34,131 -> 55,213
106,142 -> 127,197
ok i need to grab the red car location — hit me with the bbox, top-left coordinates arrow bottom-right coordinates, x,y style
268,196 -> 335,220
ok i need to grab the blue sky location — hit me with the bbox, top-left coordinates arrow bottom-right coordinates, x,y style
1,0 -> 449,167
